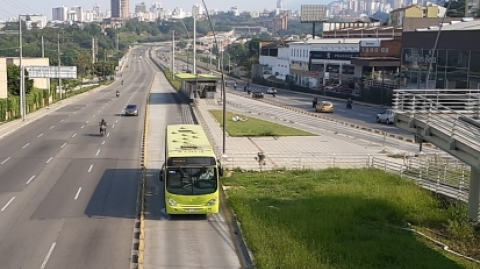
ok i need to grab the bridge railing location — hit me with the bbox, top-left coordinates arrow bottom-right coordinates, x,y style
392,89 -> 480,152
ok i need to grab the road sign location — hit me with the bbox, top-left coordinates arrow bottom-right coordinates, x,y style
27,66 -> 77,79
300,5 -> 327,23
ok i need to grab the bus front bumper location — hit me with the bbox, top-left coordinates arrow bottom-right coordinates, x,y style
167,206 -> 217,214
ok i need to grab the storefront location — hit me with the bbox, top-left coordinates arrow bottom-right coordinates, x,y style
401,20 -> 480,89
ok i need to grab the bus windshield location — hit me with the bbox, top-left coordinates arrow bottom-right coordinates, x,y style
166,166 -> 217,195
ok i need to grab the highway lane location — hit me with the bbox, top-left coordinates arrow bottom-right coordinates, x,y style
0,48 -> 150,269
162,52 -> 412,137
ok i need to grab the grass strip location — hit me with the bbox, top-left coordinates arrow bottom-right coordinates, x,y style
209,110 -> 315,137
223,168 -> 480,269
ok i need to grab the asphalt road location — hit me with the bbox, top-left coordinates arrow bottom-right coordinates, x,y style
142,47 -> 242,268
161,50 -> 412,137
0,48 -> 151,269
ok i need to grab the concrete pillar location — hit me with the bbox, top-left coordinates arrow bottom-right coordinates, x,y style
468,167 -> 480,221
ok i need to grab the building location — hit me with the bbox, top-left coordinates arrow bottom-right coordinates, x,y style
135,2 -> 147,14
0,57 -> 51,99
192,4 -> 203,17
259,43 -> 290,80
121,0 -> 130,19
111,0 -> 121,18
390,3 -> 446,27
401,18 -> 480,89
52,6 -> 68,21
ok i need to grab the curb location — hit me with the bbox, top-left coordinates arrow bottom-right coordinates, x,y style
226,90 -> 435,149
136,72 -> 156,268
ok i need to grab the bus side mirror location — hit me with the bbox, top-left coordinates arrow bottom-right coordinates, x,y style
159,170 -> 164,181
218,163 -> 224,177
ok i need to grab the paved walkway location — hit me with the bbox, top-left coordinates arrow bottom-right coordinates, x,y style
194,101 -> 405,171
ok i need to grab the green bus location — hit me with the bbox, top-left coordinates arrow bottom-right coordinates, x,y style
160,124 -> 222,214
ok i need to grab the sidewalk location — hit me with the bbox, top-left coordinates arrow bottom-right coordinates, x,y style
194,102 -> 403,171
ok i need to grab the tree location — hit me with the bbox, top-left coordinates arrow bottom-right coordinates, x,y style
177,40 -> 188,49
7,64 -> 33,96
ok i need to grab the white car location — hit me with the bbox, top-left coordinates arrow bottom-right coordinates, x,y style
266,88 -> 277,94
376,109 -> 394,124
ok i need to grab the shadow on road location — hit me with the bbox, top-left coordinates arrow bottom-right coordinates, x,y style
85,168 -> 139,219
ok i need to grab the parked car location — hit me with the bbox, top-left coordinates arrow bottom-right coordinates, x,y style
376,109 -> 394,124
252,92 -> 264,99
315,101 -> 334,113
125,104 -> 139,116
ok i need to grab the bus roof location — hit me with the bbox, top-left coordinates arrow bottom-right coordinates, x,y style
166,124 -> 216,158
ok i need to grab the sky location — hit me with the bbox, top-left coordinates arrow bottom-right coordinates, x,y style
1,0 -> 330,20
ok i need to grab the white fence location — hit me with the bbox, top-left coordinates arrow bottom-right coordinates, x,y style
220,153 -> 469,202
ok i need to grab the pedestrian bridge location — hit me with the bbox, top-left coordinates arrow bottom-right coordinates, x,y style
393,89 -> 480,221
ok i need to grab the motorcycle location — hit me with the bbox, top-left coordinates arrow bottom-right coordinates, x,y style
312,98 -> 318,108
346,102 -> 352,109
272,92 -> 276,98
121,80 -> 124,85
100,125 -> 106,137
116,92 -> 120,97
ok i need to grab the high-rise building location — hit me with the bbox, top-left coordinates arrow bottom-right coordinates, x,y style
276,0 -> 283,9
52,6 -> 68,21
121,0 -> 130,18
192,4 -> 202,17
111,0 -> 121,18
135,2 -> 147,13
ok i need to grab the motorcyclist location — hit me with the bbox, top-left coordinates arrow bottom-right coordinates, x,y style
234,81 -> 237,90
347,98 -> 353,108
272,88 -> 276,97
99,118 -> 107,134
121,80 -> 124,85
313,97 -> 318,108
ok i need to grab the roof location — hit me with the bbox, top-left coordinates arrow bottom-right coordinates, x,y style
390,4 -> 419,13
289,38 -> 394,46
369,11 -> 390,23
166,124 -> 215,158
175,73 -> 219,81
415,18 -> 480,31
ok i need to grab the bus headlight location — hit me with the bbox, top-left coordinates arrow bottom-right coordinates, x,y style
206,198 -> 217,206
168,198 -> 178,206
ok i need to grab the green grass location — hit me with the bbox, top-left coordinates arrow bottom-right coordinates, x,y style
164,69 -> 181,90
209,110 -> 314,137
223,168 -> 480,269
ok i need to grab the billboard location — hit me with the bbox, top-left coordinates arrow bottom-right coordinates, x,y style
300,5 -> 327,23
27,66 -> 77,79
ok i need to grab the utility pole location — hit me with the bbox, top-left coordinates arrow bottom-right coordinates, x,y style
193,12 -> 197,74
19,15 -> 25,121
57,33 -> 63,99
92,37 -> 95,78
41,35 -> 44,57
172,30 -> 175,76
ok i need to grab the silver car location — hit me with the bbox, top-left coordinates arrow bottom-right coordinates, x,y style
125,104 -> 139,116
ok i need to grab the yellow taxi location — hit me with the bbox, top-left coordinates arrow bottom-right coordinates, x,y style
315,101 -> 334,113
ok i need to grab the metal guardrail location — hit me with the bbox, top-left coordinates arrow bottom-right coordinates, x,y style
220,153 -> 469,202
393,89 -> 480,152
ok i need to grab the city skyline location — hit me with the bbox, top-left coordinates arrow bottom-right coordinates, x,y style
2,0 -> 330,20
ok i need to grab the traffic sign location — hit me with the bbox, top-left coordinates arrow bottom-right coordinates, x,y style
27,66 -> 77,79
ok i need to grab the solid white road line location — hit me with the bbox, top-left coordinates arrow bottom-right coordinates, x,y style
1,157 -> 11,164
1,197 -> 15,212
74,187 -> 82,200
26,175 -> 36,185
40,242 -> 57,269
88,164 -> 93,172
